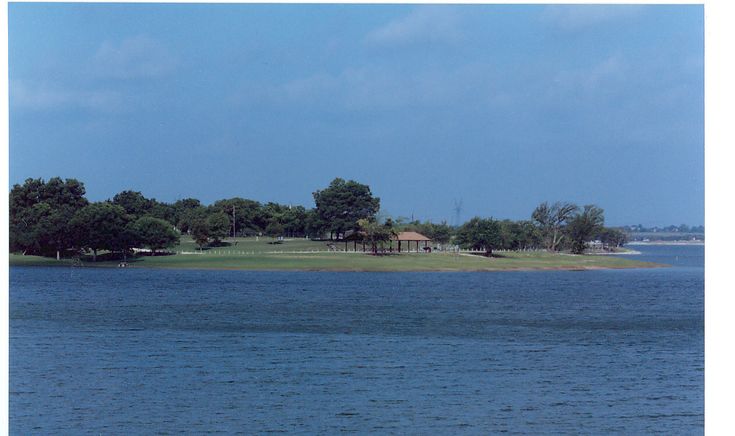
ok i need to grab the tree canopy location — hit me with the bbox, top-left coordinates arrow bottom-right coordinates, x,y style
10,177 -> 89,258
70,202 -> 130,261
566,205 -> 605,254
532,201 -> 578,251
455,217 -> 502,256
313,178 -> 380,239
132,216 -> 180,255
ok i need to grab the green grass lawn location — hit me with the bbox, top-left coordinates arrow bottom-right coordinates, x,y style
9,236 -> 664,271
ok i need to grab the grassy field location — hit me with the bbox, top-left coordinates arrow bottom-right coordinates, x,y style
9,236 -> 663,272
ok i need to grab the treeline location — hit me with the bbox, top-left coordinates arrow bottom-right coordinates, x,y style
9,177 -> 383,259
412,202 -> 626,256
9,176 -> 627,260
625,224 -> 704,234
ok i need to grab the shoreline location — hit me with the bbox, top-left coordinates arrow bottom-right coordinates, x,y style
627,241 -> 704,246
9,252 -> 667,273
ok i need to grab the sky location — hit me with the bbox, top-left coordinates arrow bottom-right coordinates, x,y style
8,4 -> 704,227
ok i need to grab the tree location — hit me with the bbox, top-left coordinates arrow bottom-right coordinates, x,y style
132,216 -> 180,255
70,202 -> 130,261
532,201 -> 579,251
313,178 -> 380,240
597,227 -> 628,249
211,198 -> 264,236
206,212 -> 231,244
112,190 -> 152,219
191,219 -> 210,250
455,217 -> 502,256
9,177 -> 88,259
172,198 -> 202,233
357,218 -> 397,254
176,205 -> 207,235
516,220 -> 542,250
265,221 -> 285,238
566,205 -> 605,254
403,220 -> 452,245
304,208 -> 327,239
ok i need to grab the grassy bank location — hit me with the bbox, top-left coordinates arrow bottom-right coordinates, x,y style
9,236 -> 663,272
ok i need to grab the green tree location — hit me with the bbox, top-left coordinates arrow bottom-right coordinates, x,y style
313,178 -> 380,240
212,198 -> 264,236
455,217 -> 502,256
112,190 -> 152,219
532,201 -> 579,251
516,220 -> 542,250
597,227 -> 628,249
566,205 -> 605,254
70,203 -> 130,261
191,219 -> 210,250
9,177 -> 88,259
282,205 -> 308,237
265,221 -> 285,238
172,198 -> 202,233
206,212 -> 231,244
132,216 -> 180,255
304,208 -> 327,239
357,218 -> 397,254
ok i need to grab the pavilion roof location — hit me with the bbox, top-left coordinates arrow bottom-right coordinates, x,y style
393,231 -> 431,241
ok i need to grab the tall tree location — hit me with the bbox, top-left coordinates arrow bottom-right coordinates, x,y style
566,205 -> 605,254
190,219 -> 210,250
70,203 -> 130,261
132,216 -> 180,255
532,201 -> 579,251
455,217 -> 502,256
112,190 -> 153,219
172,198 -> 202,232
9,177 -> 88,259
313,178 -> 380,239
206,212 -> 231,244
212,198 -> 264,236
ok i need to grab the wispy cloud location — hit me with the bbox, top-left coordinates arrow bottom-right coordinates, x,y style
11,80 -> 124,111
365,6 -> 463,46
542,5 -> 645,32
234,63 -> 501,112
92,35 -> 177,79
552,55 -> 628,93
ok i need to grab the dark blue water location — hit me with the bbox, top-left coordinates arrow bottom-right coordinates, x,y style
10,245 -> 703,434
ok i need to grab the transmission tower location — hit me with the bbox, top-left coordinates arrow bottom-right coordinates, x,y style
453,199 -> 463,227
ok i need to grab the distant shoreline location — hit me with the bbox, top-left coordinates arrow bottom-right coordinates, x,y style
627,241 -> 704,246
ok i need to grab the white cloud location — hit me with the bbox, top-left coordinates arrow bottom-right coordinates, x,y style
234,63 -> 501,111
365,6 -> 462,46
92,35 -> 177,79
553,55 -> 627,92
542,5 -> 645,32
11,80 -> 124,111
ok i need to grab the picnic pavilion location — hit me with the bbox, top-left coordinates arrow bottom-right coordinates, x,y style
342,231 -> 432,253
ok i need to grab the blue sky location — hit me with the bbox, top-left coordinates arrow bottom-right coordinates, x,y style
8,4 -> 703,226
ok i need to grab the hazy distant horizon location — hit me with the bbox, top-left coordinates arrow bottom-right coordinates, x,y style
9,4 -> 703,227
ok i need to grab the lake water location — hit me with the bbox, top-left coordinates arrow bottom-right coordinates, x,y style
10,245 -> 704,434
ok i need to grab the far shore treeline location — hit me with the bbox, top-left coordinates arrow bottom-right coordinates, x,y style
10,176 -> 632,261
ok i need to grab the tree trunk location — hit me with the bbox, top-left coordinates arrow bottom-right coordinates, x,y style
92,249 -> 97,262
56,250 -> 60,261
